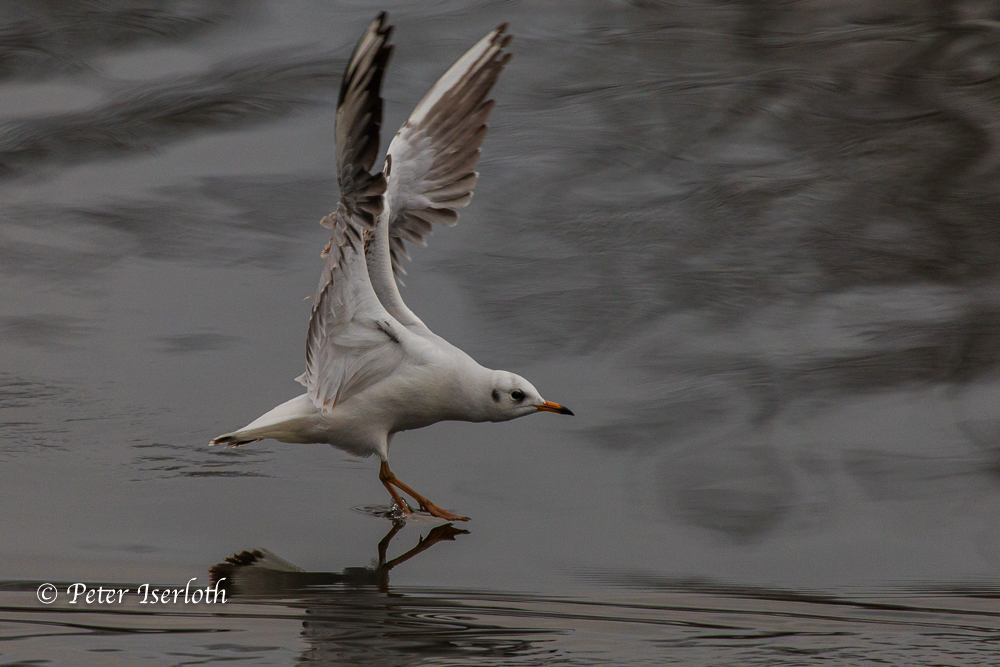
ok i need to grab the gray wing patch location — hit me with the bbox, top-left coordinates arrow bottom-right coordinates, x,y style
383,23 -> 512,277
300,255 -> 404,409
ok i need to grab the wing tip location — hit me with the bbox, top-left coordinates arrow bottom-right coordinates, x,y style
493,23 -> 512,50
373,11 -> 393,37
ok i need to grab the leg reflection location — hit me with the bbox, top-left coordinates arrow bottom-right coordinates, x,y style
377,521 -> 470,592
209,522 -> 470,596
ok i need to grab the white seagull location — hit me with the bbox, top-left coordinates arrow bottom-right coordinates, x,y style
211,13 -> 572,521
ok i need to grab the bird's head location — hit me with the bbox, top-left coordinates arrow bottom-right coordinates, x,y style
485,371 -> 573,422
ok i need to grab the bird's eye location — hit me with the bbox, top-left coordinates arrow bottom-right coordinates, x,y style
492,389 -> 500,402
511,390 -> 525,402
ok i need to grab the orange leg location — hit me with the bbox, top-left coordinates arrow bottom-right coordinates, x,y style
379,464 -> 412,514
378,460 -> 469,521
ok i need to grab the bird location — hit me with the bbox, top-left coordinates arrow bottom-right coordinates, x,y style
211,13 -> 573,521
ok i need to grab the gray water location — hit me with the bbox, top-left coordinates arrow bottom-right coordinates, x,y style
4,1 -> 1000,664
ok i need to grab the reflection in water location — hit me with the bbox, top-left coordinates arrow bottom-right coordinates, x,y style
4,2 -> 1000,663
205,523 -> 574,664
6,565 -> 1000,666
202,526 -> 1000,665
209,521 -> 469,594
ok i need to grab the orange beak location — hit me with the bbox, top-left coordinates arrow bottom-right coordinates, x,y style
536,400 -> 574,416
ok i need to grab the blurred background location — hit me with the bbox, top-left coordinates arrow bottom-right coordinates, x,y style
3,1 -> 1000,664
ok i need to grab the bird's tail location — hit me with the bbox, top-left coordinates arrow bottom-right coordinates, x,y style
210,394 -> 319,447
210,433 -> 260,447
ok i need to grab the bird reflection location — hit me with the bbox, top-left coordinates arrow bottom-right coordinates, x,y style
207,524 -> 558,663
209,521 -> 468,594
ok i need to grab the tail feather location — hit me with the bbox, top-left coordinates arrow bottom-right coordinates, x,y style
211,394 -> 319,447
210,433 -> 260,447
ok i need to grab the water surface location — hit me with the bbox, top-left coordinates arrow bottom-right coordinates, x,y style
3,1 -> 1000,664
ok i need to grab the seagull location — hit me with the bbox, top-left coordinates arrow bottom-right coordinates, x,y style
211,13 -> 572,521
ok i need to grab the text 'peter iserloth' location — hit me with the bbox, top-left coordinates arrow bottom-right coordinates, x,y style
37,578 -> 227,605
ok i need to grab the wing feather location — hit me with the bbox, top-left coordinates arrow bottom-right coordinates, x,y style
299,252 -> 404,409
300,13 -> 406,410
320,12 -> 393,252
381,23 -> 512,276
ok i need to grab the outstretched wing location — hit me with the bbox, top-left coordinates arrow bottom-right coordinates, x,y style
299,13 -> 405,410
381,24 -> 512,278
319,12 -> 393,267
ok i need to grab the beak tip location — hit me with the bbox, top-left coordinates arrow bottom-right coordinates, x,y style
538,400 -> 574,416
